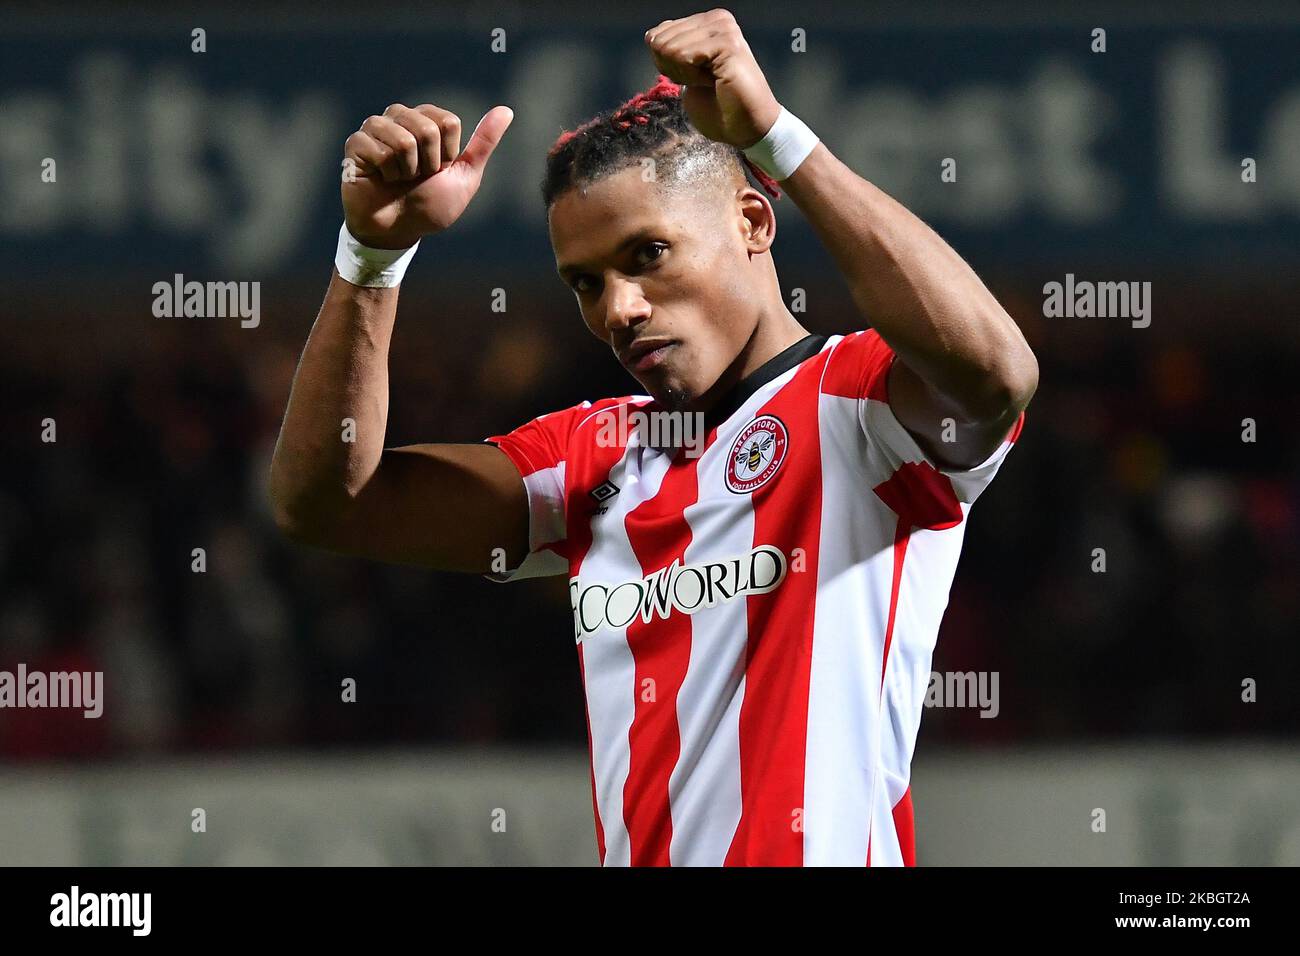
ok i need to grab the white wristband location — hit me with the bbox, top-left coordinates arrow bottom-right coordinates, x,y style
742,106 -> 820,182
334,223 -> 421,288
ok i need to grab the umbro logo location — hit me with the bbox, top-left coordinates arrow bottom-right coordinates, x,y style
589,480 -> 619,516
589,480 -> 620,503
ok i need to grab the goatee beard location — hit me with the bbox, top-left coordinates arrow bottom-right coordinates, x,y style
658,383 -> 692,412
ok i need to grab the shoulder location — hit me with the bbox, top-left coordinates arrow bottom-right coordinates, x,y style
536,394 -> 656,441
485,394 -> 651,473
819,330 -> 895,401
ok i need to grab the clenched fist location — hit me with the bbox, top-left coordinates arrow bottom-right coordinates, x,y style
644,9 -> 780,150
341,103 -> 514,249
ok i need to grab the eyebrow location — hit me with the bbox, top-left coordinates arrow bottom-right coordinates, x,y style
556,228 -> 660,281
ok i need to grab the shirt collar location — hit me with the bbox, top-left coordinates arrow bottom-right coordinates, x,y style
700,332 -> 827,432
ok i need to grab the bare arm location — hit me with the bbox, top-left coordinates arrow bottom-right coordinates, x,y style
268,101 -> 526,572
269,272 -> 527,571
781,143 -> 1038,469
643,9 -> 1037,470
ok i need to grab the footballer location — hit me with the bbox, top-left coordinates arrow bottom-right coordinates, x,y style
270,9 -> 1038,866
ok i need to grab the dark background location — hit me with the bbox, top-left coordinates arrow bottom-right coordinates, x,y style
2,0 -> 1297,762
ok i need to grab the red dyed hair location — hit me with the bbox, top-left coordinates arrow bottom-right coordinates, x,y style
547,74 -> 782,200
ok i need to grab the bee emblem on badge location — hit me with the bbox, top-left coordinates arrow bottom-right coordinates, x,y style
738,435 -> 775,476
725,415 -> 789,494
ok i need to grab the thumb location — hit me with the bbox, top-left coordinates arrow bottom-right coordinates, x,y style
457,105 -> 514,175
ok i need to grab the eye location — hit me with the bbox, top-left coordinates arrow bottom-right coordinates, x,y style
637,242 -> 668,267
571,274 -> 597,295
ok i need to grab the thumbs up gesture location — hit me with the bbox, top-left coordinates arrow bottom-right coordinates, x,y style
341,103 -> 514,248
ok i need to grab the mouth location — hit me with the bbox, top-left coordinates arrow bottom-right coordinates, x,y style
621,339 -> 677,373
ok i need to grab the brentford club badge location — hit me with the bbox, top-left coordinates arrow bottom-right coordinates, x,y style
725,415 -> 789,494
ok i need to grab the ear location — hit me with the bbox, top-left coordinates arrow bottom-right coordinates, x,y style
737,185 -> 776,255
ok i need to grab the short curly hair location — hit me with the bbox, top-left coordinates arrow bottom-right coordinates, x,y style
541,74 -> 782,210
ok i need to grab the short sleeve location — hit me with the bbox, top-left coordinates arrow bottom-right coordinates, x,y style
481,403 -> 590,583
824,330 -> 1026,511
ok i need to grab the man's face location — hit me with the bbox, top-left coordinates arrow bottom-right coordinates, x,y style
549,166 -> 758,410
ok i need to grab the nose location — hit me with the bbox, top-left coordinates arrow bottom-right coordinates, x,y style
601,276 -> 651,335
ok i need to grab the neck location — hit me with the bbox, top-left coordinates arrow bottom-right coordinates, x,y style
689,296 -> 810,416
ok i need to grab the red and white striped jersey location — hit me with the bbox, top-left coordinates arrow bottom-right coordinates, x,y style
484,330 -> 1025,866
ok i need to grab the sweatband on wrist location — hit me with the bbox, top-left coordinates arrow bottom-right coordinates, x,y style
334,223 -> 421,288
742,106 -> 820,182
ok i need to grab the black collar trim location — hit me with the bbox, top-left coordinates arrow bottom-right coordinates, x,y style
702,333 -> 828,432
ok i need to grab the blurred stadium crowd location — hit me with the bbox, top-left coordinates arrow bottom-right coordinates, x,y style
2,275 -> 1296,760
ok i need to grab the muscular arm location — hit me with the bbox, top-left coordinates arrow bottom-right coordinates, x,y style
641,9 -> 1035,470
269,271 -> 528,572
268,100 -> 526,572
780,143 -> 1038,469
